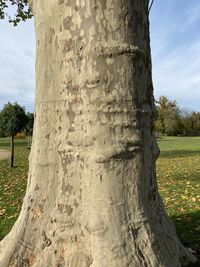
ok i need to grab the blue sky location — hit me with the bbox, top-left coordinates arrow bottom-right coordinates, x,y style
0,0 -> 200,112
150,0 -> 200,111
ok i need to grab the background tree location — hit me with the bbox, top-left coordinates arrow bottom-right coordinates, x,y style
155,98 -> 200,137
191,112 -> 200,135
156,96 -> 182,136
0,125 -> 6,137
0,102 -> 27,167
180,110 -> 200,136
0,1 -> 198,266
25,112 -> 34,149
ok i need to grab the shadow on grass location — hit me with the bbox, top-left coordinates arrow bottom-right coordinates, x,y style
171,211 -> 200,258
159,150 -> 200,159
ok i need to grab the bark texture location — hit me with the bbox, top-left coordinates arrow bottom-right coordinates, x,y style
0,0 -> 197,266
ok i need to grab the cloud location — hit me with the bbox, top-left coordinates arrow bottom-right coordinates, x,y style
150,0 -> 200,111
185,1 -> 200,28
0,2 -> 199,113
0,48 -> 35,94
152,39 -> 200,111
0,19 -> 35,112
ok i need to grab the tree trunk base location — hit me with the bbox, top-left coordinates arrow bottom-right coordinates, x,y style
0,193 -> 198,267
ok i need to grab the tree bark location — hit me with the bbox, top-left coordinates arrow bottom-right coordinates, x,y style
0,0 -> 197,266
10,134 -> 14,167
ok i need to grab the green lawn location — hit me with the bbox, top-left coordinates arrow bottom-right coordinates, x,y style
0,136 -> 199,256
0,137 -> 29,239
157,136 -> 200,255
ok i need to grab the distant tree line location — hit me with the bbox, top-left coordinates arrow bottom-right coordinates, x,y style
0,102 -> 34,167
155,96 -> 200,136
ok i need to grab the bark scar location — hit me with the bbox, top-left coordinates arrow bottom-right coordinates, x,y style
96,43 -> 147,59
96,143 -> 141,163
42,231 -> 52,248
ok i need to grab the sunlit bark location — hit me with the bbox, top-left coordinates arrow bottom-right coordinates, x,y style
0,1 -> 197,266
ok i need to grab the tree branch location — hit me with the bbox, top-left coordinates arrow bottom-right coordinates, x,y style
148,0 -> 155,13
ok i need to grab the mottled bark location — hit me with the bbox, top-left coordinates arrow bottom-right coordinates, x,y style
0,0 -> 197,266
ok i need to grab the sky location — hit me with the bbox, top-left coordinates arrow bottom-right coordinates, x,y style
0,0 -> 200,112
150,0 -> 200,112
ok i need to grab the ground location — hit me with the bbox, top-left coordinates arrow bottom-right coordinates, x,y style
0,149 -> 10,161
0,138 -> 29,238
157,136 -> 200,256
0,136 -> 199,256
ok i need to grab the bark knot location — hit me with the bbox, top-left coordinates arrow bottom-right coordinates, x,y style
42,231 -> 52,248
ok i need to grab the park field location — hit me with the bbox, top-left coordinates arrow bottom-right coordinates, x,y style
0,136 -> 199,256
0,138 -> 29,239
156,136 -> 200,255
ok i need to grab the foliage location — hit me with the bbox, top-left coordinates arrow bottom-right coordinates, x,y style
15,132 -> 26,139
25,112 -> 34,136
0,102 -> 28,137
0,127 -> 6,138
155,96 -> 182,136
180,110 -> 200,136
0,0 -> 32,25
155,96 -> 200,136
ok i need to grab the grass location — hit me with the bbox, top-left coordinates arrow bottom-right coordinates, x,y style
0,136 -> 199,256
0,137 -> 29,239
157,136 -> 200,255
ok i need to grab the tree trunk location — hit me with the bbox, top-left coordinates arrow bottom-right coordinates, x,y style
0,1 -> 197,266
10,134 -> 14,167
